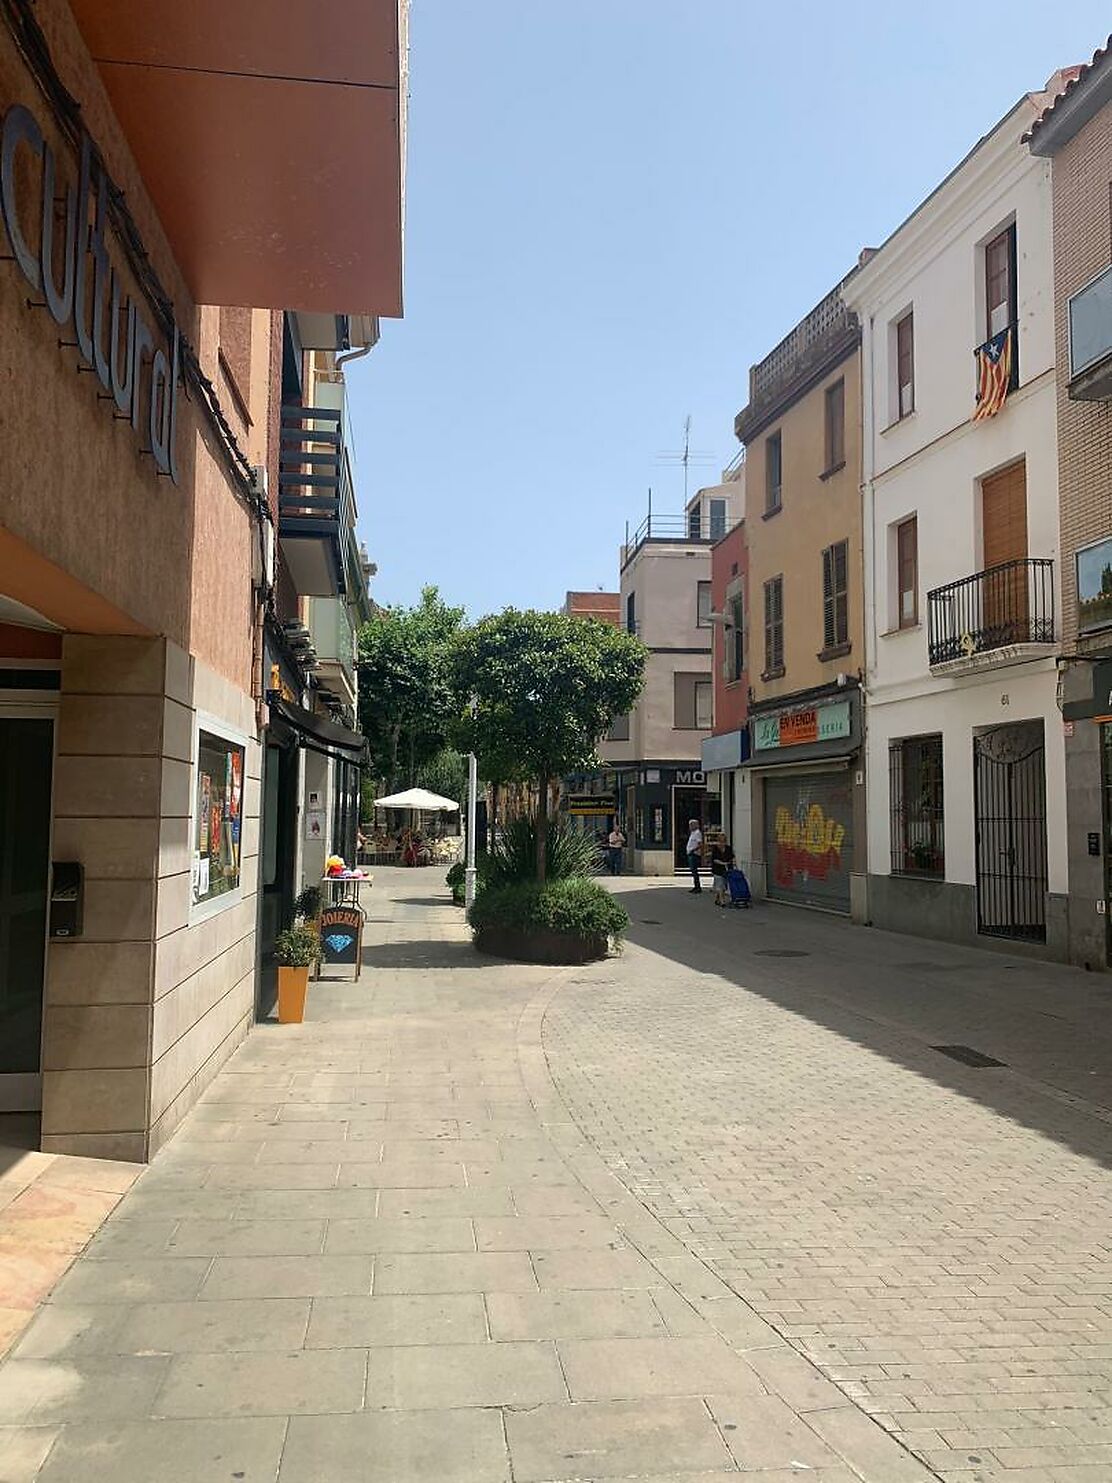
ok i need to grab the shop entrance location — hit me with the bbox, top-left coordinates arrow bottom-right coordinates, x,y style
672,786 -> 719,870
0,717 -> 54,1112
258,737 -> 298,1020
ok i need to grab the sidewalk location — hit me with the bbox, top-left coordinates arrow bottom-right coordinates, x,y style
0,869 -> 932,1482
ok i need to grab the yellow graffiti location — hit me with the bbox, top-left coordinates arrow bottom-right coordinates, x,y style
774,804 -> 846,859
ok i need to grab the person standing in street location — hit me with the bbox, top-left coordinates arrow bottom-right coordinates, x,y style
685,818 -> 703,893
606,822 -> 626,876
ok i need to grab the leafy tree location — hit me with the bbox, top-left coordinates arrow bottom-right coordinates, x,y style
451,609 -> 646,882
357,586 -> 465,791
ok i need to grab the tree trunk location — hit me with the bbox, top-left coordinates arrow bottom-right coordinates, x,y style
536,775 -> 550,884
390,725 -> 401,792
408,730 -> 415,787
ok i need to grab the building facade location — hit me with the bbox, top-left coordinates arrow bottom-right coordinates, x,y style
732,280 -> 867,917
562,591 -> 620,625
847,78 -> 1070,956
0,0 -> 405,1153
567,483 -> 739,873
1028,42 -> 1112,966
700,492 -> 750,852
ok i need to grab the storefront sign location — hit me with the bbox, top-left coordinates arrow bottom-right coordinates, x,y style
319,905 -> 364,976
754,700 -> 851,751
566,793 -> 615,816
1,104 -> 180,480
674,770 -> 705,784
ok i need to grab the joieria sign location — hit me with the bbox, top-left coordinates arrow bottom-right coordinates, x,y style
1,101 -> 180,482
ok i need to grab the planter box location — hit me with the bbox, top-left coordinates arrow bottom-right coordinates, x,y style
277,966 -> 310,1023
473,926 -> 610,965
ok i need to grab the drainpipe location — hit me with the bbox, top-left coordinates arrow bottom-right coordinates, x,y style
336,344 -> 372,371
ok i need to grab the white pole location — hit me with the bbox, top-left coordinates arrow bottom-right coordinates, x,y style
465,751 -> 478,909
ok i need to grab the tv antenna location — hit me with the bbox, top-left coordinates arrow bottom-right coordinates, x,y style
656,415 -> 714,505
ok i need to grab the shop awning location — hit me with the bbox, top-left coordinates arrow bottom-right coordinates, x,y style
68,1 -> 406,316
268,697 -> 367,764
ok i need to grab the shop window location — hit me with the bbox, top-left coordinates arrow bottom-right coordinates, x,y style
889,734 -> 944,877
192,727 -> 245,908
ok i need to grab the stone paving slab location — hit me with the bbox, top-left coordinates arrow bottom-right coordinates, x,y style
0,871 -> 952,1480
543,878 -> 1112,1480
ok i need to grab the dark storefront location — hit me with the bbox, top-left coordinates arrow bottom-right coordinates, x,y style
565,764 -> 719,874
746,683 -> 865,916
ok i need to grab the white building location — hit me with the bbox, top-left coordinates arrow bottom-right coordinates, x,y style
845,75 -> 1072,956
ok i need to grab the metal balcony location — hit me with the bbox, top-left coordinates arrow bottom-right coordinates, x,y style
1068,264 -> 1112,401
278,399 -> 358,598
927,559 -> 1055,673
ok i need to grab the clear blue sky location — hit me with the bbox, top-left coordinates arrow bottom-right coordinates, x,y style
349,1 -> 1109,616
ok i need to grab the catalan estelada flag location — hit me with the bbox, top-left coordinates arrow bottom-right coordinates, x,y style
973,326 -> 1013,421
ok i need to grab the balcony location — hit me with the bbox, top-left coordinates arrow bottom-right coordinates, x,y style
621,513 -> 734,569
279,391 -> 360,599
735,280 -> 859,442
1068,264 -> 1112,401
308,597 -> 358,705
927,559 -> 1055,673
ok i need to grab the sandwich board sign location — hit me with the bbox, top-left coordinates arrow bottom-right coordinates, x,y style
318,904 -> 364,979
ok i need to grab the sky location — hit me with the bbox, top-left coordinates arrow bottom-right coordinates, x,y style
348,1 -> 1110,618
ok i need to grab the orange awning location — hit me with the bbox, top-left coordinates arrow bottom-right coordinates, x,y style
68,1 -> 405,316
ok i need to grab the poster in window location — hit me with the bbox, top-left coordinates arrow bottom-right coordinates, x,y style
199,775 -> 210,854
193,729 -> 245,906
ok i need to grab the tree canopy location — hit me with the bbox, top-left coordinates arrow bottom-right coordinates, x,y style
356,586 -> 466,791
450,609 -> 646,877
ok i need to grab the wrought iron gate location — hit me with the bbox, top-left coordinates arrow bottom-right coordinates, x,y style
973,723 -> 1048,942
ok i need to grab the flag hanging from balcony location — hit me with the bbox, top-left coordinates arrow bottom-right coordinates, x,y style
973,327 -> 1013,421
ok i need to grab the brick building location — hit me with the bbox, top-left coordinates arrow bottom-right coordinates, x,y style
1028,41 -> 1112,966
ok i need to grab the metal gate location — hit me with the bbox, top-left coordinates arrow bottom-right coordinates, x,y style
973,723 -> 1047,942
763,771 -> 853,913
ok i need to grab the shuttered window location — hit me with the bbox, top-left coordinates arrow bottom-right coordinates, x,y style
822,540 -> 849,651
763,575 -> 784,676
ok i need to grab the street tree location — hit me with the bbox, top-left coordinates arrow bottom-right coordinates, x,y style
451,609 -> 646,882
356,586 -> 466,792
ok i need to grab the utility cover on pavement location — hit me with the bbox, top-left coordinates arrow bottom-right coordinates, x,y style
754,949 -> 811,958
931,1044 -> 1007,1068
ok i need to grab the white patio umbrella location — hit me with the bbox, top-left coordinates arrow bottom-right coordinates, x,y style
374,788 -> 460,812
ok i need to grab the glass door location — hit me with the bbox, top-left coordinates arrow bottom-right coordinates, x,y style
0,716 -> 54,1111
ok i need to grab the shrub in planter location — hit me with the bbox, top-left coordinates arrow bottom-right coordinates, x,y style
294,885 -> 322,921
484,817 -> 601,887
274,924 -> 320,1024
469,877 -> 628,964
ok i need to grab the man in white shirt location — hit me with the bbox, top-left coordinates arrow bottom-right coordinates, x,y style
685,819 -> 703,893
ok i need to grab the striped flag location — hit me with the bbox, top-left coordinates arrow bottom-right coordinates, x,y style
973,326 -> 1013,421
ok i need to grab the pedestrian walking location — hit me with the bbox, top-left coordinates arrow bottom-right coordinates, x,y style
709,835 -> 735,906
606,823 -> 626,876
685,818 -> 703,893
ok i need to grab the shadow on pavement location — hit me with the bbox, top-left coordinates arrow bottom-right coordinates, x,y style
358,939 -> 486,971
613,881 -> 1112,1170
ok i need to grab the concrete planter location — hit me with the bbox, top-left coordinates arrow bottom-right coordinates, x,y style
473,926 -> 611,965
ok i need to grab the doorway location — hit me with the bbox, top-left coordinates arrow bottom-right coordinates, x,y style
258,737 -> 298,1020
672,786 -> 720,870
973,721 -> 1047,942
0,716 -> 54,1112
981,461 -> 1028,644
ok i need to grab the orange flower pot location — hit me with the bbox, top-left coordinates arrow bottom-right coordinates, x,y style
277,966 -> 309,1024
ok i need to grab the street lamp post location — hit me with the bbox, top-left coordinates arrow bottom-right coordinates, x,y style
465,696 -> 479,910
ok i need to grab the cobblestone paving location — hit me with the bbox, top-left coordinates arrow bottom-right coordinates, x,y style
543,883 -> 1112,1483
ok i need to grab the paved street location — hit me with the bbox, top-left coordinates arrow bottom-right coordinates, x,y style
1,871 -> 1111,1481
545,882 -> 1112,1483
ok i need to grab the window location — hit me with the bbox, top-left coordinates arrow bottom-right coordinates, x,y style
674,672 -> 712,729
709,498 -> 727,539
606,712 -> 631,742
889,735 -> 944,877
896,312 -> 914,418
696,581 -> 712,628
897,517 -> 918,628
985,226 -> 1016,340
192,728 -> 245,907
763,575 -> 784,676
626,591 -> 636,634
687,505 -> 702,539
824,379 -> 845,472
765,432 -> 782,514
728,593 -> 745,682
822,540 -> 849,652
695,680 -> 713,730
1077,537 -> 1112,634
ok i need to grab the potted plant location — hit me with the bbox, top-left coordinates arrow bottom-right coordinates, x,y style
274,924 -> 320,1024
469,876 -> 628,965
294,884 -> 322,924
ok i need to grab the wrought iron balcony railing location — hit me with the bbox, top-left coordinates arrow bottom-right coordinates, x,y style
278,397 -> 360,599
927,558 -> 1055,669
